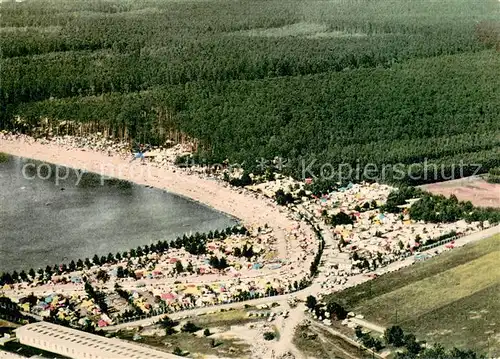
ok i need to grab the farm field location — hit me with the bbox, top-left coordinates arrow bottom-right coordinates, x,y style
1,0 -> 500,184
328,234 -> 500,356
421,176 -> 500,208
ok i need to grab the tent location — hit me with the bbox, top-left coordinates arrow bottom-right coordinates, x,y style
161,293 -> 176,300
98,319 -> 108,327
184,287 -> 201,295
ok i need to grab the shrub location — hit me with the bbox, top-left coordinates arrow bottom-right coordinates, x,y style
263,332 -> 275,341
181,321 -> 201,333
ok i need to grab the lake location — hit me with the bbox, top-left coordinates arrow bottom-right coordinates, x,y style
0,155 -> 238,272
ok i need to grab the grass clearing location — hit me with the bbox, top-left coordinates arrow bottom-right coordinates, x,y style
233,21 -> 372,39
116,329 -> 251,358
328,234 -> 500,354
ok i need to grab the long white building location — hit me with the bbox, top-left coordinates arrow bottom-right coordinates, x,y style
15,322 -> 180,359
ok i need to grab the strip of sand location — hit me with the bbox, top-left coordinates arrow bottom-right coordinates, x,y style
0,136 -> 306,261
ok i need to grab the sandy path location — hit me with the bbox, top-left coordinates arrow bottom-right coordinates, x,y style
271,304 -> 306,359
0,137 -> 294,259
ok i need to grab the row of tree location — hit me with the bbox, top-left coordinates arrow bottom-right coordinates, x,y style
0,225 -> 248,286
84,281 -> 108,314
308,224 -> 325,277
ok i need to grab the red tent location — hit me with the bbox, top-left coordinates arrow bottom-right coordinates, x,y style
161,293 -> 175,300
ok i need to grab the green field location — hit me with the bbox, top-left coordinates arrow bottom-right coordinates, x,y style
1,0 -> 500,183
116,329 -> 251,358
328,234 -> 500,355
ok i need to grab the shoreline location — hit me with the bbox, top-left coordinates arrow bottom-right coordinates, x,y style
0,135 -> 308,262
4,152 -> 241,225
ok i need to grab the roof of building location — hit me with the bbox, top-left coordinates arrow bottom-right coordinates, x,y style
15,322 -> 180,359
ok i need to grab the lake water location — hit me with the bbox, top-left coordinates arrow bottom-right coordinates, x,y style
0,155 -> 238,272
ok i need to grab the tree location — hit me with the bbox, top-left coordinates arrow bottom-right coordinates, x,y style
243,245 -> 254,259
209,256 -> 219,268
404,333 -> 421,355
84,258 -> 92,269
275,189 -> 294,205
159,316 -> 178,328
172,347 -> 183,356
181,321 -> 201,333
44,265 -> 53,278
96,270 -> 110,283
28,268 -> 36,279
69,260 -> 76,272
175,261 -> 184,273
355,326 -> 364,339
385,325 -> 405,347
326,301 -> 347,320
263,332 -> 275,341
116,266 -> 125,278
92,254 -> 100,265
306,295 -> 317,310
218,256 -> 228,269
203,328 -> 211,337
233,247 -> 242,257
186,261 -> 193,273
166,326 -> 177,335
18,270 -> 27,282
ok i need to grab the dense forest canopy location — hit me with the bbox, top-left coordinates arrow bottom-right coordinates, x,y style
1,0 -> 499,184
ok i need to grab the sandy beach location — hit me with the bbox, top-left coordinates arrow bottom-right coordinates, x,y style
0,136 -> 305,261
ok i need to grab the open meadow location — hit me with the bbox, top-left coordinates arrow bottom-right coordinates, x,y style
1,0 -> 500,184
328,234 -> 500,355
